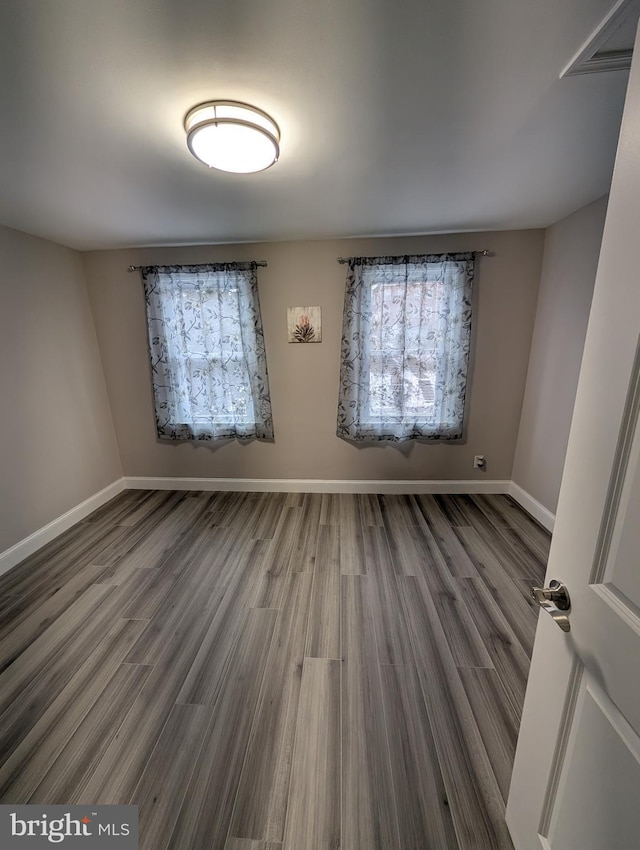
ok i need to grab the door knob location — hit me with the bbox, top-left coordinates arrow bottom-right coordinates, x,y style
531,580 -> 571,632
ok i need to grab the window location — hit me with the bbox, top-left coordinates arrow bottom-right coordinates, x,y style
337,253 -> 474,441
141,263 -> 273,441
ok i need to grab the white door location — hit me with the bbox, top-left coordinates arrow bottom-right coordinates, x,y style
506,22 -> 640,850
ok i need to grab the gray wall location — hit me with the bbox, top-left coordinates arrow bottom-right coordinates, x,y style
512,197 -> 608,515
0,225 -> 122,553
84,229 -> 544,482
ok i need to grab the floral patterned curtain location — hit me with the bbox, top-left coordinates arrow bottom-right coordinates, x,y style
337,253 -> 475,441
141,263 -> 273,441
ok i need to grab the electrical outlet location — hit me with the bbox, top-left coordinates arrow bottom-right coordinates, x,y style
473,454 -> 486,469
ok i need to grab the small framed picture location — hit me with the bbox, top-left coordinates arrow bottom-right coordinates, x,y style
287,306 -> 322,343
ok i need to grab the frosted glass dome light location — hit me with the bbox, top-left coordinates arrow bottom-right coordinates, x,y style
184,101 -> 280,174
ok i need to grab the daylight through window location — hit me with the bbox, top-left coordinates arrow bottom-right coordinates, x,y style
337,253 -> 475,441
141,263 -> 273,442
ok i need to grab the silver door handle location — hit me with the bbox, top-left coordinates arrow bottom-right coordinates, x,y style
531,579 -> 571,632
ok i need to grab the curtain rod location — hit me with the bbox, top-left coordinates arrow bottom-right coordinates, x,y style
336,250 -> 492,264
127,261 -> 268,271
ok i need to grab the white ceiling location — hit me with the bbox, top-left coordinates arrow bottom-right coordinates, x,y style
0,0 -> 634,250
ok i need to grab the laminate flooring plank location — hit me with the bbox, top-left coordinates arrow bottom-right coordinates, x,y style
305,524 -> 340,660
455,577 -> 531,718
432,494 -> 470,527
0,488 -> 532,847
406,519 -> 493,670
260,506 -> 303,579
30,662 -> 153,804
379,663 -> 460,850
94,491 -> 211,577
38,529 -> 133,592
0,618 -> 149,801
379,494 -> 417,526
0,583 -> 115,727
466,494 -> 512,530
318,493 -> 340,525
0,523 -> 129,602
122,523 -> 234,622
252,507 -> 302,609
166,608 -> 278,850
133,702 -> 209,850
413,495 -> 479,577
120,517 -> 237,641
358,493 -> 384,527
285,493 -> 305,507
84,488 -> 147,526
90,491 -> 192,570
0,562 -> 105,667
0,524 -> 85,596
94,542 -> 160,587
458,494 -> 515,534
500,527 -> 548,582
27,664 -> 151,805
125,579 -> 227,667
229,572 -> 313,843
282,657 -> 340,850
251,492 -> 287,539
429,587 -> 493,669
222,492 -> 262,533
454,527 -> 538,658
341,575 -> 399,850
458,667 -> 520,804
177,539 -> 270,706
115,564 -> 183,621
209,491 -> 251,527
502,518 -> 550,566
449,496 -> 543,582
398,575 -> 514,850
0,595 -> 28,628
117,489 -> 181,528
0,503 -> 131,597
379,496 -> 423,577
229,492 -> 287,539
289,494 -> 322,574
76,600 -> 219,805
381,493 -> 471,589
484,495 -> 552,557
362,526 -> 414,665
337,494 -> 366,575
341,574 -> 376,666
201,490 -> 226,513
214,526 -> 264,589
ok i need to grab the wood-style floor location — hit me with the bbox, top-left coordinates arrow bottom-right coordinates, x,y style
0,489 -> 549,849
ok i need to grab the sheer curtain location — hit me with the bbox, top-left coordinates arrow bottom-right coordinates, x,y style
337,253 -> 475,441
141,263 -> 273,441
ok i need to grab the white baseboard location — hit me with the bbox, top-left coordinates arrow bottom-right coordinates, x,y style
0,476 -> 553,579
508,482 -> 556,532
124,476 -> 512,495
0,478 -> 127,578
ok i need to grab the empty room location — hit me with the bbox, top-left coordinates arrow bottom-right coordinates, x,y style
1,1 -> 640,848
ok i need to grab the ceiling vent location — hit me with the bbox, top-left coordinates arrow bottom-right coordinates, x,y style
561,0 -> 640,76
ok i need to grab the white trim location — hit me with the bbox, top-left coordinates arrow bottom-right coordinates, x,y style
0,477 -> 554,579
560,0 -> 639,77
508,481 -> 556,532
124,476 -> 511,495
0,478 -> 126,578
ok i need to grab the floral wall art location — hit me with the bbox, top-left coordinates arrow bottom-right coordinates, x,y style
287,306 -> 322,343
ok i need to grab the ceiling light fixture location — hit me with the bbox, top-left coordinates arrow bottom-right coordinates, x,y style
184,100 -> 280,174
